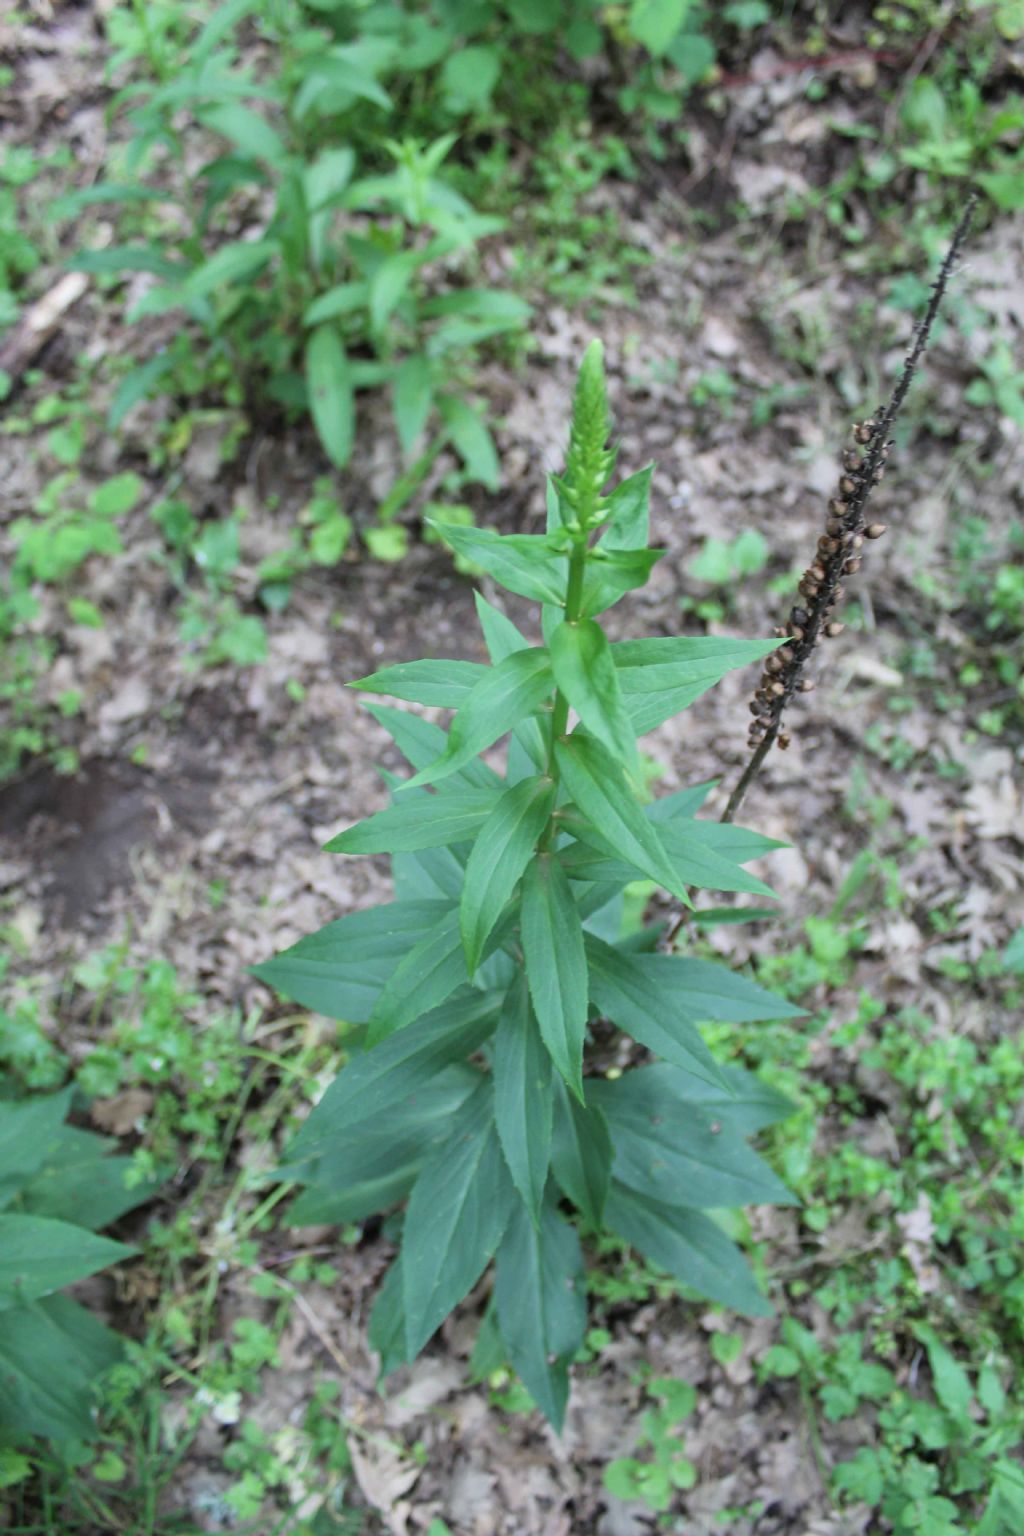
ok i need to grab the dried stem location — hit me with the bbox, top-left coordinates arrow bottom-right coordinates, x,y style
720,194 -> 977,827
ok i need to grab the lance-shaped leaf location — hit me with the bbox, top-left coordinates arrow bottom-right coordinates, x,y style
367,904 -> 470,1045
560,811 -> 777,899
325,786 -> 500,854
0,1216 -> 135,1311
521,854 -> 589,1100
585,935 -> 727,1089
612,636 -> 782,735
549,618 -> 637,772
401,649 -> 554,790
494,1198 -> 586,1429
599,464 -> 653,551
350,658 -> 488,708
580,547 -> 664,619
368,1257 -> 409,1378
492,976 -> 554,1225
554,735 -> 692,904
550,1078 -> 613,1227
363,704 -> 501,791
283,992 -> 500,1165
427,522 -> 568,605
288,1065 -> 482,1224
305,324 -> 354,469
0,1295 -> 123,1441
588,1067 -> 796,1209
460,776 -> 556,973
605,1183 -> 771,1316
402,1079 -> 516,1359
252,898 -> 449,1022
474,593 -> 547,770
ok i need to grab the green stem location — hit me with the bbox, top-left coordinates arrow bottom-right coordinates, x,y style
540,532 -> 589,849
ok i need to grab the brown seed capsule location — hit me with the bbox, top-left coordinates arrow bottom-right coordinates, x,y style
791,607 -> 808,626
865,523 -> 887,539
769,680 -> 786,697
819,536 -> 840,555
778,646 -> 795,664
833,584 -> 845,601
825,621 -> 845,637
854,421 -> 876,444
809,564 -> 827,584
778,732 -> 791,750
826,517 -> 844,537
872,467 -> 885,484
799,678 -> 815,692
749,701 -> 764,716
842,449 -> 860,472
800,581 -> 819,600
829,499 -> 848,518
839,476 -> 857,496
789,625 -> 805,643
844,557 -> 862,574
851,535 -> 864,550
765,654 -> 783,674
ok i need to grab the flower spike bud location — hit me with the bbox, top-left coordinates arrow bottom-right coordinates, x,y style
564,340 -> 615,525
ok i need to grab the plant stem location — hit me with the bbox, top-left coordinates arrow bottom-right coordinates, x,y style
721,193 -> 977,826
541,533 -> 589,847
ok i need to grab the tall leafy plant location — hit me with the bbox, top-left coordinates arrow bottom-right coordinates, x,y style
256,343 -> 803,1426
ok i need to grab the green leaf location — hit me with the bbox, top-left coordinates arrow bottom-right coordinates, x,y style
325,786 -> 499,854
370,250 -> 419,332
252,898 -> 450,1021
368,1257 -> 409,1378
305,325 -> 354,469
585,936 -> 726,1088
589,1068 -> 796,1208
199,102 -> 287,163
605,1183 -> 771,1315
521,854 -> 589,1100
304,281 -> 369,326
0,1295 -> 123,1441
630,0 -> 689,56
69,244 -> 187,280
440,45 -> 501,113
18,1136 -> 160,1232
460,775 -> 556,973
427,523 -> 568,606
284,992 -> 500,1165
643,954 -> 805,1024
916,1328 -> 974,1425
601,465 -> 653,551
492,976 -> 555,1224
0,1090 -> 73,1208
183,238 -> 277,299
288,1065 -> 481,1223
439,397 -> 500,488
402,1079 -> 516,1358
0,1215 -> 135,1311
401,649 -> 554,790
612,636 -> 781,735
474,595 -> 547,771
550,1079 -> 612,1226
494,1199 -> 586,1428
362,704 -> 502,792
555,735 -> 691,903
580,547 -> 663,618
393,354 -> 434,453
367,904 -> 469,1045
550,618 -> 637,771
350,658 -> 488,708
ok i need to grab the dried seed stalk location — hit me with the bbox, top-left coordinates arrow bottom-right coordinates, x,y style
721,194 -> 977,826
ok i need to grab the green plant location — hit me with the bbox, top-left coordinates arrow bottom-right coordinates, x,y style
66,2 -> 527,505
0,1085 -> 158,1442
603,1374 -> 698,1512
255,342 -> 802,1427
